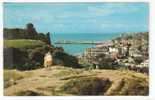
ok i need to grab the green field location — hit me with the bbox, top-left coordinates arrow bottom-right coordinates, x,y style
4,39 -> 46,49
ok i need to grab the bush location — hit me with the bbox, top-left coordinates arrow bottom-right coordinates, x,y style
29,48 -> 44,64
15,90 -> 45,96
79,61 -> 95,70
107,78 -> 149,95
60,77 -> 111,95
133,57 -> 144,64
4,47 -> 46,70
4,47 -> 29,69
52,51 -> 80,68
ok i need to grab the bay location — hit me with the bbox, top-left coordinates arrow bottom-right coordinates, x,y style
50,33 -> 121,55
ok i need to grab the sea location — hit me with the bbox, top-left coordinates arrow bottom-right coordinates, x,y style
50,33 -> 122,55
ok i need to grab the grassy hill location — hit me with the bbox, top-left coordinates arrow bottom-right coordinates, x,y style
4,39 -> 46,49
4,24 -> 79,70
4,66 -> 149,96
3,39 -> 53,70
3,24 -> 52,70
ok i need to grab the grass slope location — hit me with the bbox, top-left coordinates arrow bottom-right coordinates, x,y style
4,66 -> 149,96
4,39 -> 46,49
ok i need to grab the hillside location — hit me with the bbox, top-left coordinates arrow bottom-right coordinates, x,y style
4,23 -> 79,70
4,66 -> 148,96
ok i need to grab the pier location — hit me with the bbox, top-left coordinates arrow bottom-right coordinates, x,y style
54,40 -> 103,45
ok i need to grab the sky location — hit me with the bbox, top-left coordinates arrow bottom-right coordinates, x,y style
4,3 -> 149,34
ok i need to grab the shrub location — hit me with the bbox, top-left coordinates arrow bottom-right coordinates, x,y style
4,47 -> 29,69
107,78 -> 149,96
60,77 -> 111,95
4,47 -> 45,70
4,41 -> 53,70
120,78 -> 149,95
52,51 -> 80,68
79,61 -> 95,70
28,48 -> 44,64
15,90 -> 45,96
133,57 -> 144,64
19,63 -> 34,70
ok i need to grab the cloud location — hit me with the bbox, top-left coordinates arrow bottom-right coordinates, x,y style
4,3 -> 148,33
86,3 -> 144,17
87,6 -> 114,16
